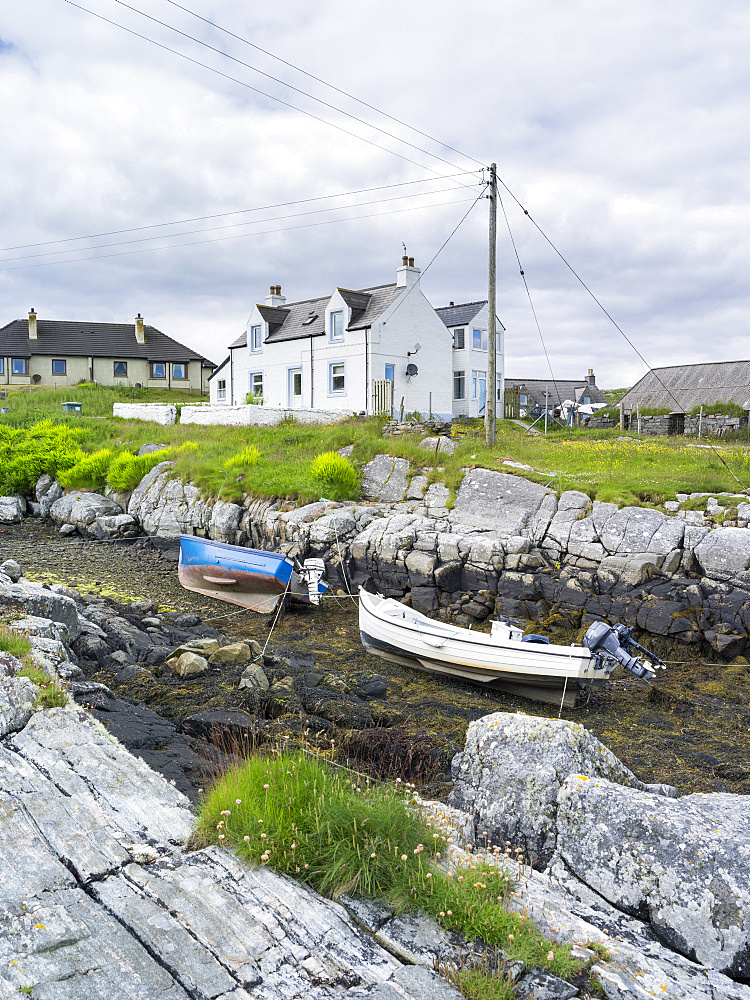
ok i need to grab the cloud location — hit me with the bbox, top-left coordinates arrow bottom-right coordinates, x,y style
1,0 -> 749,387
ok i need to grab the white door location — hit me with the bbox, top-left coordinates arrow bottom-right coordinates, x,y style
289,368 -> 303,408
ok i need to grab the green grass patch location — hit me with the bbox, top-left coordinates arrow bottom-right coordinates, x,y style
17,664 -> 68,709
106,447 -> 173,491
224,445 -> 262,470
689,402 -> 746,417
58,448 -> 116,490
196,753 -> 583,981
310,451 -> 360,499
0,623 -> 33,664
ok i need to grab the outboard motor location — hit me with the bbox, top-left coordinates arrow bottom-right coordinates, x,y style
298,557 -> 326,605
583,621 -> 665,680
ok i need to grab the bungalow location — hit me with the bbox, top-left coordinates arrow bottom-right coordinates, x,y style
210,258 -> 503,421
504,370 -> 606,417
435,300 -> 505,418
0,311 -> 215,392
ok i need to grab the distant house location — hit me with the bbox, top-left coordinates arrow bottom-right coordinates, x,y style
0,311 -> 215,392
209,257 -> 455,418
434,300 -> 505,418
504,369 -> 606,417
620,361 -> 750,412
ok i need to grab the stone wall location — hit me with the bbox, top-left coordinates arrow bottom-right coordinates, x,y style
180,403 -> 353,426
113,402 -> 177,424
588,412 -> 748,435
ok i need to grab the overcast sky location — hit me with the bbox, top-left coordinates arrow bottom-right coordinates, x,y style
2,0 -> 749,388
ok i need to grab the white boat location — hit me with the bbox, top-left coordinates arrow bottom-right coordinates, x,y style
358,588 -> 663,708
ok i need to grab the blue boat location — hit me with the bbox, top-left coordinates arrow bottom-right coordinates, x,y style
178,534 -> 327,613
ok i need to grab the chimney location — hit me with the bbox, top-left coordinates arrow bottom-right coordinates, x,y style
586,368 -> 595,385
28,308 -> 37,340
135,313 -> 145,344
396,256 -> 421,290
265,283 -> 286,307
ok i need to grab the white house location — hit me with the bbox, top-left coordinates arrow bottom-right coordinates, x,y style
209,257 -> 455,418
435,301 -> 505,418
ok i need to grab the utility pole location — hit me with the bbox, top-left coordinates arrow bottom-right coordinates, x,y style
485,163 -> 497,447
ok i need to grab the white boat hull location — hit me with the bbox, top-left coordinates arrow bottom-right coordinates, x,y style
358,589 -> 614,708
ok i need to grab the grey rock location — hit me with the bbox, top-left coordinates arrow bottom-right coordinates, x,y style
209,642 -> 254,667
545,490 -> 592,551
137,442 -> 169,455
362,454 -> 410,502
374,911 -> 468,967
50,582 -> 82,601
448,712 -> 669,870
60,522 -> 78,535
418,435 -> 456,455
406,474 -> 428,499
209,500 -> 244,543
0,582 -> 79,641
39,478 -> 64,517
423,481 -> 450,509
0,676 -> 37,738
405,549 -> 436,586
599,506 -> 684,556
451,468 -> 551,534
238,662 -> 269,692
88,513 -> 139,539
308,508 -> 358,547
0,494 -> 26,524
49,491 -> 124,535
169,638 -> 220,658
695,527 -> 750,584
167,651 -> 209,677
11,614 -> 71,643
0,559 -> 22,582
557,775 -> 750,977
514,969 -> 578,999
35,472 -> 56,500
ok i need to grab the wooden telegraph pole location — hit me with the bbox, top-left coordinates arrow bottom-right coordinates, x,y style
485,163 -> 498,446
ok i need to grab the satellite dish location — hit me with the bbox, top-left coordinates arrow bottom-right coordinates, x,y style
406,363 -> 418,377
32,373 -> 41,383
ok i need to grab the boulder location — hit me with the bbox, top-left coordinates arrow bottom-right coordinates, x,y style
448,712 -> 674,869
0,582 -> 79,641
208,641 -> 256,667
598,506 -> 684,556
0,495 -> 26,524
362,454 -> 410,502
169,638 -> 219,659
557,775 -> 750,978
0,675 -> 37,738
695,528 -> 750,584
418,435 -> 456,455
167,651 -> 209,678
238,662 -> 269,692
49,491 -> 124,536
39,479 -> 64,517
450,469 -> 551,534
88,514 -> 139,540
0,559 -> 22,582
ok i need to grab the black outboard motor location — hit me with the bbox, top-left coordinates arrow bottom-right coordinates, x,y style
583,621 -> 665,680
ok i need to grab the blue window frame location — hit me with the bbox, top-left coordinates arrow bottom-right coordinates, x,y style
329,310 -> 344,342
328,361 -> 346,394
52,359 -> 66,375
248,371 -> 263,397
384,363 -> 395,382
0,358 -> 4,374
250,324 -> 262,353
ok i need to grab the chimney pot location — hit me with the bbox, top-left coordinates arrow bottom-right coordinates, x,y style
408,257 -> 414,267
586,368 -> 595,385
28,308 -> 38,340
275,284 -> 281,295
402,255 -> 409,266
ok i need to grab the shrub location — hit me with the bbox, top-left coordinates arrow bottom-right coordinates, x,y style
58,449 -> 115,490
106,447 -> 173,491
245,392 -> 264,405
0,420 -> 85,495
224,445 -> 261,469
310,450 -> 359,496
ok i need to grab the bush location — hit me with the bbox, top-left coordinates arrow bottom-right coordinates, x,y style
0,420 -> 85,495
245,392 -> 264,405
58,449 -> 115,490
224,445 -> 261,469
106,447 -> 173,491
310,450 -> 359,496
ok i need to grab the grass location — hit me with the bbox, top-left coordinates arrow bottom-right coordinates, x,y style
2,385 -> 750,506
195,752 -> 586,986
0,623 -> 66,708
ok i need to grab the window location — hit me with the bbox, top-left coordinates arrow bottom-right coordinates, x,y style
250,325 -> 262,353
453,370 -> 465,400
520,393 -> 527,405
172,363 -> 187,380
11,358 -> 28,375
453,328 -> 465,350
150,362 -> 166,379
114,361 -> 128,377
329,310 -> 344,342
0,359 -> 4,374
217,379 -> 227,401
497,376 -> 502,401
248,371 -> 263,397
472,328 -> 488,351
329,361 -> 346,394
51,359 -> 67,375
583,395 -> 590,405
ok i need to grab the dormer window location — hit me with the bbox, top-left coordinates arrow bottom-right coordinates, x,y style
250,324 -> 262,353
330,310 -> 344,342
453,328 -> 465,350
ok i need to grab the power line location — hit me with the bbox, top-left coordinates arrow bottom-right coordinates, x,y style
162,0 -> 485,171
0,193 -> 478,271
0,171 -> 479,253
62,0 -> 476,180
0,183 -> 479,263
106,0 -> 480,177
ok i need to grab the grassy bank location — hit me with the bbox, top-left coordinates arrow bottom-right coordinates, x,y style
1,385 -> 750,506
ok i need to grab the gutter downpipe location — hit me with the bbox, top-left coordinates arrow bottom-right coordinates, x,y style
230,350 -> 234,406
365,327 -> 369,414
310,334 -> 315,409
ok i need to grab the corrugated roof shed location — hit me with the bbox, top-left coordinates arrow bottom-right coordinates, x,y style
0,318 -> 215,365
620,361 -> 750,411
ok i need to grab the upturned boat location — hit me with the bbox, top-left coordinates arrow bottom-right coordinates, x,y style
358,588 -> 663,707
178,534 -> 327,612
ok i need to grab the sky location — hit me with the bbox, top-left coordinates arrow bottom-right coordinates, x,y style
1,0 -> 749,389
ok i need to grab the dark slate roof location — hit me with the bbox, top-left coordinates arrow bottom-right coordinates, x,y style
619,361 -> 750,412
505,377 -> 607,408
435,300 -> 485,328
229,331 -> 247,349
0,318 -> 216,366
347,285 -> 403,332
207,356 -> 229,381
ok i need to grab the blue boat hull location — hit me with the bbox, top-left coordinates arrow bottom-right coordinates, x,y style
178,535 -> 299,613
